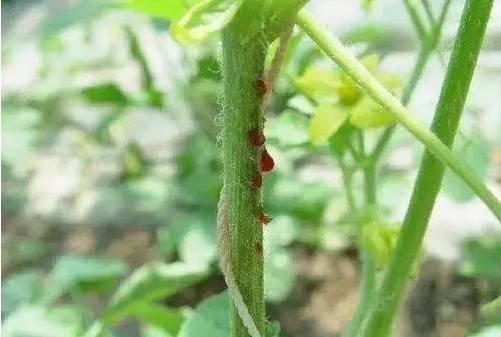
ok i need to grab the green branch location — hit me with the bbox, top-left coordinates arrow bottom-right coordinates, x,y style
221,22 -> 267,337
368,0 -> 453,182
404,0 -> 430,42
361,1 -> 496,337
341,251 -> 376,337
341,150 -> 377,337
420,0 -> 436,26
296,9 -> 501,221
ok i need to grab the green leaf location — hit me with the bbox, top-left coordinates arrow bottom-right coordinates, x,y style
361,221 -> 400,269
1,236 -> 47,269
308,104 -> 349,145
264,216 -> 298,248
377,73 -> 403,92
178,292 -> 230,337
361,54 -> 380,73
179,225 -> 217,266
264,247 -> 295,302
178,292 -> 281,337
269,177 -> 333,221
481,296 -> 501,325
125,28 -> 153,91
265,110 -> 309,147
124,303 -> 185,336
37,0 -> 114,38
265,321 -> 281,337
104,262 -> 207,322
156,214 -> 217,266
143,325 -> 173,337
81,321 -> 108,337
2,270 -> 41,314
2,305 -> 81,337
342,24 -> 392,46
263,216 -> 297,302
1,108 -> 40,169
43,255 -> 127,304
349,97 -> 394,128
121,0 -> 187,20
459,237 -> 501,278
82,82 -> 129,105
443,131 -> 491,202
360,0 -> 376,10
170,0 -> 244,43
295,66 -> 338,102
287,95 -> 315,114
468,326 -> 501,337
328,121 -> 354,158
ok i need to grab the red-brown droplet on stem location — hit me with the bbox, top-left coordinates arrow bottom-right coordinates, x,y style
248,129 -> 265,147
249,173 -> 263,189
260,149 -> 274,173
256,78 -> 268,97
255,242 -> 263,254
257,210 -> 272,225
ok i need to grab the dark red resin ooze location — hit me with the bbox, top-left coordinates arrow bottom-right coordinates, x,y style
249,173 -> 263,189
260,149 -> 275,173
257,210 -> 272,225
256,78 -> 268,97
248,129 -> 265,147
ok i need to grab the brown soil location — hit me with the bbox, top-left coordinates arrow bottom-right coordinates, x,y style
266,248 -> 480,337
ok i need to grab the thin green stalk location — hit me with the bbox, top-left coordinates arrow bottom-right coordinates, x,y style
370,0 -> 453,164
369,45 -> 431,163
342,162 -> 378,337
221,23 -> 267,337
348,139 -> 364,164
363,164 -> 377,205
296,9 -> 501,221
338,160 -> 358,211
361,1 -> 495,337
431,0 -> 453,48
404,0 -> 430,41
341,251 -> 376,337
421,0 -> 436,26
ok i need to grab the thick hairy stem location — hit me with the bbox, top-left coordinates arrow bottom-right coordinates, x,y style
217,190 -> 261,337
220,25 -> 267,337
361,1 -> 495,336
296,9 -> 501,220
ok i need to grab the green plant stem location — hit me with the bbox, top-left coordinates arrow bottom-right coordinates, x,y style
341,251 -> 376,337
335,158 -> 375,337
369,0 -> 453,164
404,0 -> 429,41
421,0 -> 436,26
347,140 -> 364,164
363,164 -> 377,205
369,45 -> 431,164
296,9 -> 501,221
361,1 -> 495,337
338,160 -> 358,211
221,24 -> 266,337
342,163 -> 378,337
431,0 -> 453,47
